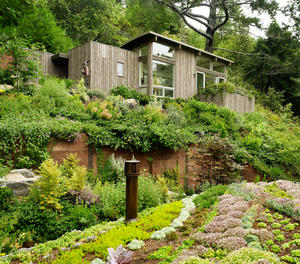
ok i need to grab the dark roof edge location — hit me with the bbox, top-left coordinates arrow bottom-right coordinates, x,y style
121,31 -> 234,64
51,52 -> 69,63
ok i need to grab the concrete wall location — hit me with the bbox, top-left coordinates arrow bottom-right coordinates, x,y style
198,92 -> 255,114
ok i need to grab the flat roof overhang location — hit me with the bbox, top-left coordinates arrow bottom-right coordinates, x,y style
51,53 -> 69,64
121,31 -> 234,65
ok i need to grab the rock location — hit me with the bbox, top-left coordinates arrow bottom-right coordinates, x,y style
0,169 -> 39,196
123,99 -> 138,109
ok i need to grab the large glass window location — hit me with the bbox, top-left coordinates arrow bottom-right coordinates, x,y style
153,42 -> 174,58
197,72 -> 205,93
152,60 -> 174,88
139,61 -> 148,87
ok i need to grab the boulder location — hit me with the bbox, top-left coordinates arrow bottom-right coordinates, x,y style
1,169 -> 39,196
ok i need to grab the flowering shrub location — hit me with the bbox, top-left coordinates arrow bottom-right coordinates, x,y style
193,232 -> 222,247
216,236 -> 247,251
222,227 -> 247,238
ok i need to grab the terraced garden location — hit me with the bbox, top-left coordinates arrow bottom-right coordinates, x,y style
1,180 -> 299,264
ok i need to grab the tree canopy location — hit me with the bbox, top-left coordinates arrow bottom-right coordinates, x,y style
154,0 -> 279,52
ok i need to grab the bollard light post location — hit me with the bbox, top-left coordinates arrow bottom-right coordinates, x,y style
125,157 -> 140,223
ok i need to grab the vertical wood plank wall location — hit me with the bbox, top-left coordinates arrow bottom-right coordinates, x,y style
175,49 -> 196,98
68,43 -> 91,82
89,41 -> 139,94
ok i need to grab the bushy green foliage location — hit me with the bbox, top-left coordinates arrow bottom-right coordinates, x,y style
198,81 -> 253,98
94,181 -> 126,220
0,187 -> 13,211
1,74 -> 300,183
194,185 -> 227,210
62,154 -> 87,191
219,247 -> 281,264
110,85 -> 150,106
138,176 -> 164,211
30,158 -> 67,211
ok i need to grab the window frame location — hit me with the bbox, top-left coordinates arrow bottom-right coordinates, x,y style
196,71 -> 205,93
117,62 -> 124,77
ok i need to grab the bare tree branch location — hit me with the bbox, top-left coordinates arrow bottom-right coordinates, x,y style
186,12 -> 210,21
184,12 -> 210,28
214,47 -> 271,57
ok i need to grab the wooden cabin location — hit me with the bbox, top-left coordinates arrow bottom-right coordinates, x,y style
38,31 -> 233,99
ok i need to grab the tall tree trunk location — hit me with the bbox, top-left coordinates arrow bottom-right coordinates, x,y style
205,31 -> 214,53
205,0 -> 217,53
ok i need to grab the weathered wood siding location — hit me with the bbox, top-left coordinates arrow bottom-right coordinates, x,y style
175,49 -> 196,99
40,52 -> 68,78
68,43 -> 91,82
199,92 -> 255,113
89,41 -> 139,94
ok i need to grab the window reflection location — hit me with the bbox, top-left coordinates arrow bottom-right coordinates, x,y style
152,60 -> 174,88
153,42 -> 174,58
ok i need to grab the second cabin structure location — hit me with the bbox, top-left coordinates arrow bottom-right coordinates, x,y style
43,31 -> 233,99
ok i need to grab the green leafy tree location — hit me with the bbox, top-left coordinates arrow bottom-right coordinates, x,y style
0,33 -> 40,87
125,0 -> 182,35
154,0 -> 278,52
0,0 -> 73,53
242,23 -> 300,114
48,0 -> 132,46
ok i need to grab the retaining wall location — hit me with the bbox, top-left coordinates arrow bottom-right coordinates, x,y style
198,92 -> 255,114
48,134 -> 186,182
48,134 -> 258,188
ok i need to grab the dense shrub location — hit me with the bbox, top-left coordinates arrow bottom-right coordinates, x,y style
0,187 -> 13,211
0,199 -> 101,253
195,136 -> 244,185
194,185 -> 227,209
110,85 -> 150,105
93,175 -> 166,220
0,76 -> 299,183
94,181 -> 126,220
138,175 -> 164,211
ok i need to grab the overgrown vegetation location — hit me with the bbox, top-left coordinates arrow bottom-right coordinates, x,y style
0,82 -> 299,181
